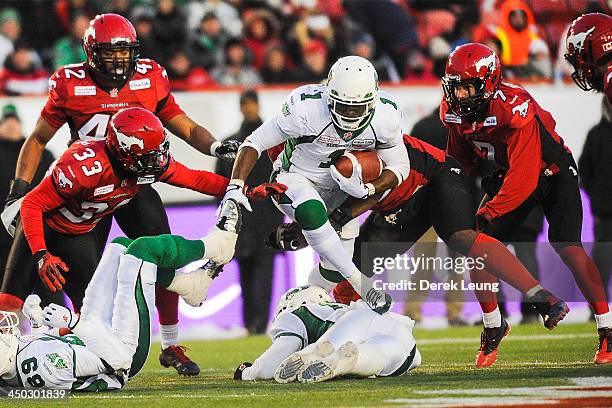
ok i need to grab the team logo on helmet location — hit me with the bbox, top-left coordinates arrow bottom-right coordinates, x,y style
567,26 -> 596,52
475,54 -> 497,73
115,130 -> 144,151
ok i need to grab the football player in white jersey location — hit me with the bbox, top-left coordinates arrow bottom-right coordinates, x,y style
221,56 -> 410,312
233,286 -> 420,383
0,202 -> 240,391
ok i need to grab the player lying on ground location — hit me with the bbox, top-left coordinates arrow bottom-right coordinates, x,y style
1,13 -> 241,375
221,56 -> 411,313
268,133 -> 568,368
441,43 -> 611,364
0,199 -> 241,390
233,286 -> 420,383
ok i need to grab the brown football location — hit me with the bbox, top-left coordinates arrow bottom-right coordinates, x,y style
335,150 -> 383,183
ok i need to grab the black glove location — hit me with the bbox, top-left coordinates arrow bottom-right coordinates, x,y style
4,179 -> 31,209
265,222 -> 307,251
329,203 -> 353,232
212,140 -> 241,160
476,214 -> 490,233
481,170 -> 505,198
234,362 -> 252,380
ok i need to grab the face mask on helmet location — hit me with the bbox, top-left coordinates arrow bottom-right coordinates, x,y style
443,76 -> 489,118
92,42 -> 140,82
328,99 -> 376,131
133,138 -> 171,177
0,311 -> 19,377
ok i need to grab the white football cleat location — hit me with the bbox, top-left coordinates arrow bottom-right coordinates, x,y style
167,268 -> 213,307
274,340 -> 335,384
297,341 -> 358,383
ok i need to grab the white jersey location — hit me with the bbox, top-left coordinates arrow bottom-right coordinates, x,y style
244,84 -> 410,189
271,302 -> 350,346
7,333 -> 123,391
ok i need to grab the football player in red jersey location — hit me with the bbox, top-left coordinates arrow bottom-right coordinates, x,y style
565,13 -> 612,104
268,134 -> 568,368
440,43 -> 611,364
0,14 -> 240,375
15,107 -> 282,314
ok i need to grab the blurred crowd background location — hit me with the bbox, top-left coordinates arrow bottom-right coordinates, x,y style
0,0 -> 610,95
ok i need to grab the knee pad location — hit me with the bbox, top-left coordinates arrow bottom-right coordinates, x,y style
295,200 -> 328,231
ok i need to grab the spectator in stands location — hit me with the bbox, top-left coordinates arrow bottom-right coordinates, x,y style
243,10 -> 279,71
215,90 -> 283,334
152,0 -> 187,64
212,38 -> 261,86
579,98 -> 612,300
166,49 -> 215,91
53,0 -> 100,33
491,0 -> 551,80
294,39 -> 328,84
191,12 -> 229,70
260,44 -> 298,84
106,0 -> 133,18
287,12 -> 343,69
0,8 -> 21,67
187,0 -> 242,38
343,0 -> 418,78
133,9 -> 159,61
52,13 -> 88,69
350,32 -> 400,83
0,43 -> 48,96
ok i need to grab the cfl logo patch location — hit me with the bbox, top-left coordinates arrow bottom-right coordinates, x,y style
603,41 -> 612,53
450,168 -> 462,174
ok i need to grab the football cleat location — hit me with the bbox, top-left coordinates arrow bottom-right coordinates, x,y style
298,341 -> 358,383
594,327 -> 612,364
159,345 -> 200,376
274,341 -> 335,383
527,289 -> 570,330
475,319 -> 510,368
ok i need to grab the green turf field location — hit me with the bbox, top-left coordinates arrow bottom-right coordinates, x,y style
4,322 -> 612,407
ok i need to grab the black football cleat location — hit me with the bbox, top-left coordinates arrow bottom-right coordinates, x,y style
527,289 -> 570,330
475,319 -> 510,368
159,345 -> 200,376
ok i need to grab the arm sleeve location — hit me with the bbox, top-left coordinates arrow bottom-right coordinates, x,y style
241,335 -> 303,381
578,129 -> 596,193
376,141 -> 410,185
240,116 -> 291,157
477,121 -> 541,221
20,176 -> 66,253
446,129 -> 477,175
160,159 -> 229,197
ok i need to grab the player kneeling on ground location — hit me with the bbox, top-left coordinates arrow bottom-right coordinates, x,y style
0,199 -> 241,391
234,286 -> 420,383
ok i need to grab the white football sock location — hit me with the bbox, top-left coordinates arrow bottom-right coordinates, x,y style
302,222 -> 359,280
482,306 -> 502,328
595,311 -> 612,329
160,324 -> 179,349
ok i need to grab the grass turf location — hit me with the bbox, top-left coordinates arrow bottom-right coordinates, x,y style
4,322 -> 612,407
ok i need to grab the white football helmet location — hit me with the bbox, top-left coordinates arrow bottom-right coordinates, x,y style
0,311 -> 19,376
274,285 -> 333,317
326,56 -> 379,132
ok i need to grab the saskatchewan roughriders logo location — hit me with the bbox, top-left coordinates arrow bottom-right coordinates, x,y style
46,353 -> 68,369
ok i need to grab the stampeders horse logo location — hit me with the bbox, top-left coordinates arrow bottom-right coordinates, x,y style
512,100 -> 530,118
116,130 -> 144,151
57,168 -> 73,189
475,53 -> 497,74
567,26 -> 596,52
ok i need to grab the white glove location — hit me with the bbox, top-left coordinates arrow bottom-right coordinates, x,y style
43,303 -> 79,330
219,180 -> 252,213
330,163 -> 372,199
22,294 -> 44,328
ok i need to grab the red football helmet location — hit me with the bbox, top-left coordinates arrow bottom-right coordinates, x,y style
565,13 -> 612,92
83,13 -> 140,82
442,43 -> 502,118
106,107 -> 170,177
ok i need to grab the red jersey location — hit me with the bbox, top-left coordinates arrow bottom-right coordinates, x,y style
442,82 -> 571,221
374,135 -> 446,212
605,63 -> 612,104
20,140 -> 228,253
41,59 -> 184,144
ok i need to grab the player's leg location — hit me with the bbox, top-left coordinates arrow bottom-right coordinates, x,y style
274,172 -> 389,310
542,157 -> 611,363
592,216 -> 612,300
113,186 -> 197,375
0,220 -> 38,310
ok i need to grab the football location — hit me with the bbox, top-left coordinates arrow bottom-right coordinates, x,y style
334,150 -> 383,182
